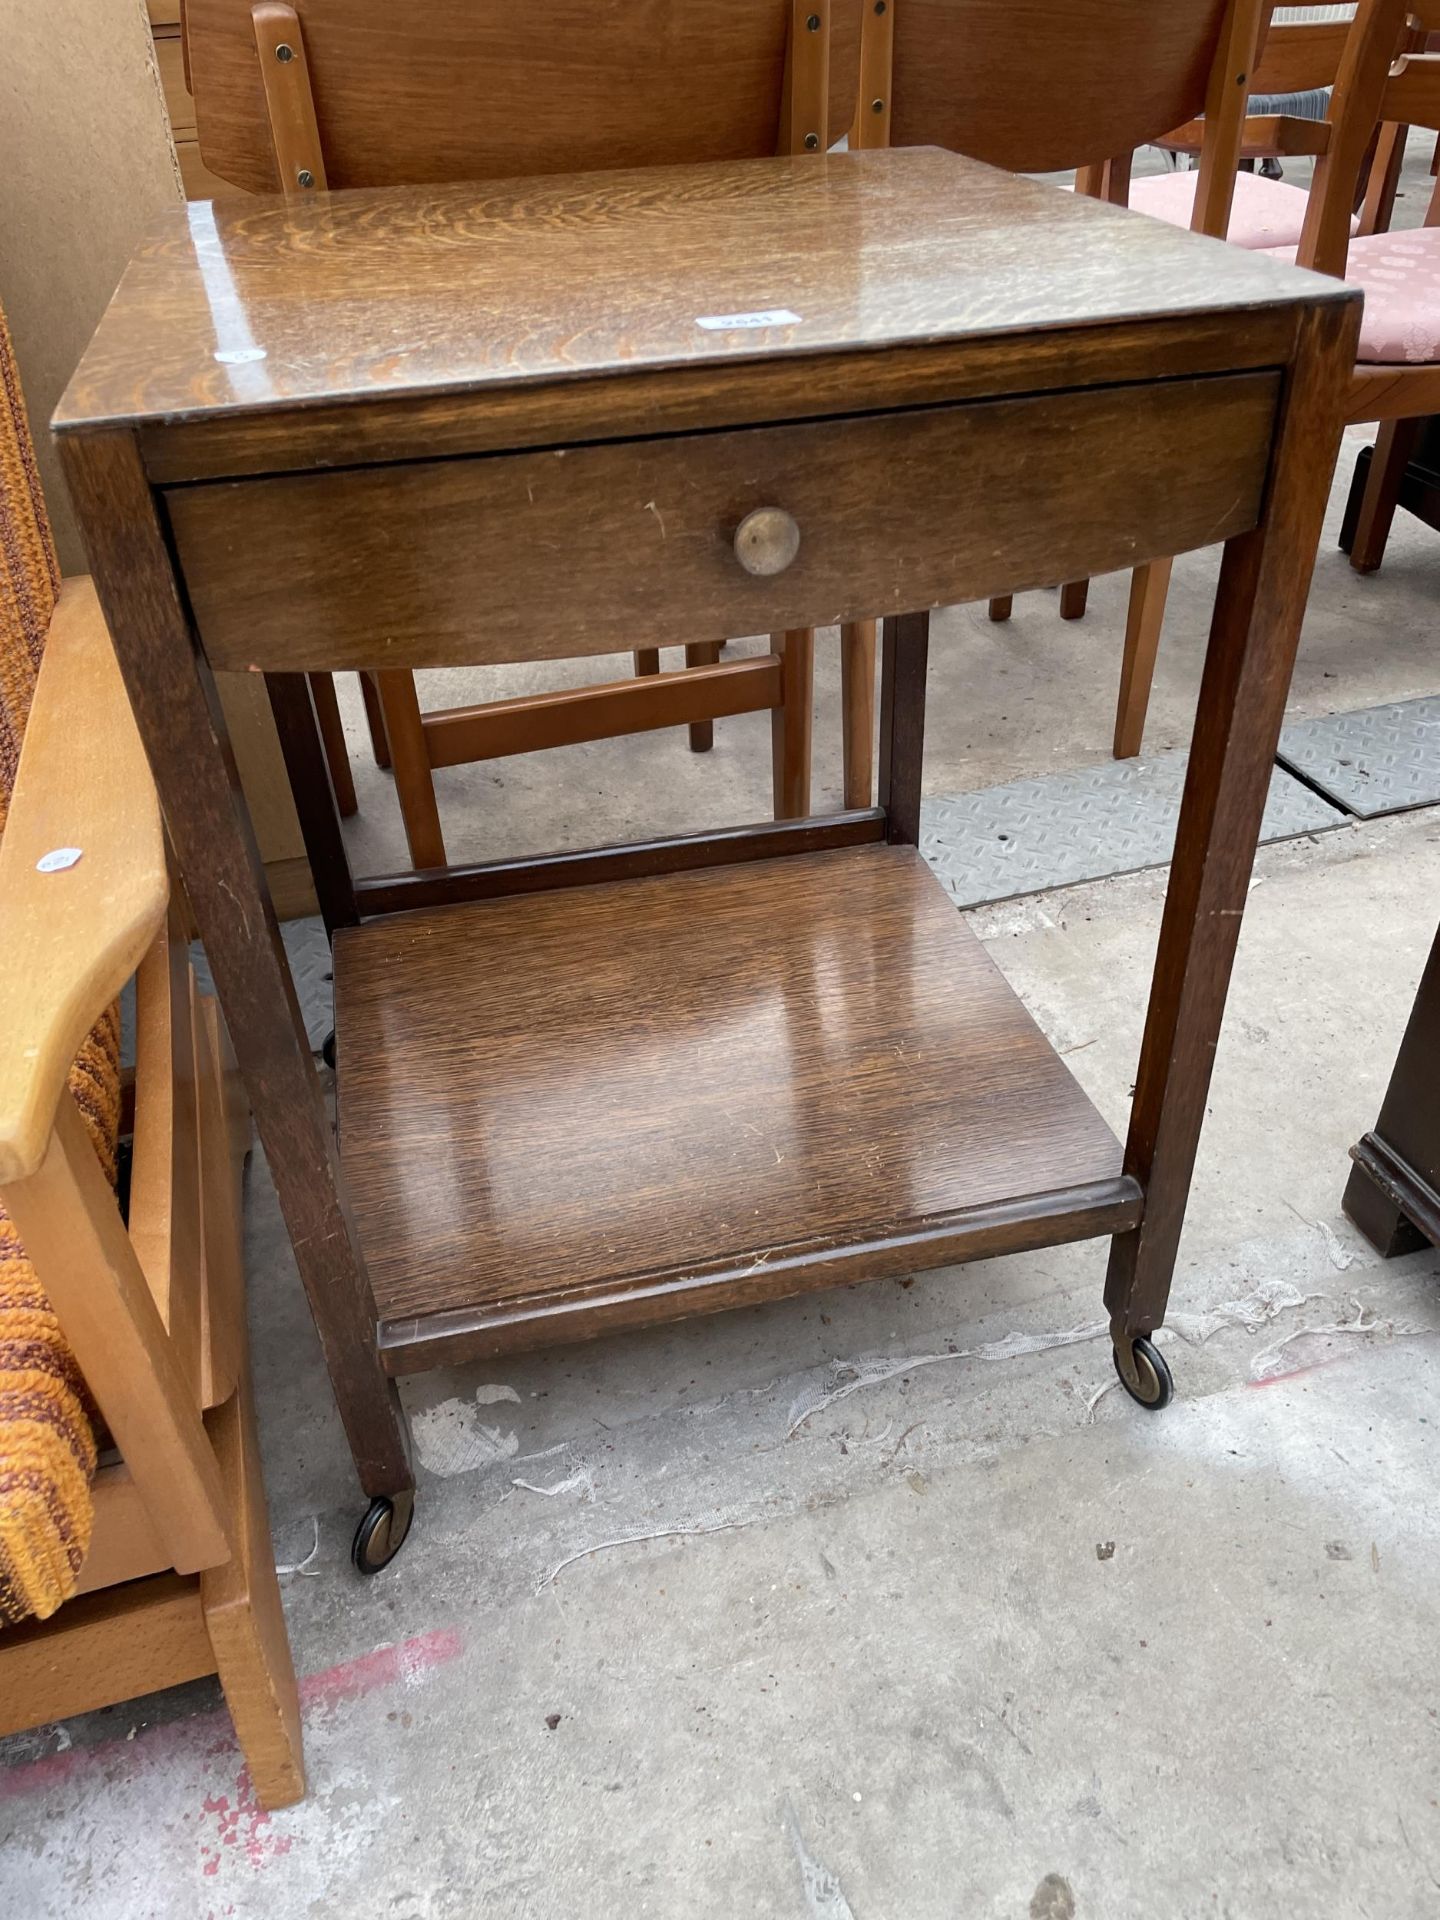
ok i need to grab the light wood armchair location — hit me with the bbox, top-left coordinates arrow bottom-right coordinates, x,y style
0,579 -> 304,1810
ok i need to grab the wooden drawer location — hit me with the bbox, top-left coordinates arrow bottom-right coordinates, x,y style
168,370 -> 1280,674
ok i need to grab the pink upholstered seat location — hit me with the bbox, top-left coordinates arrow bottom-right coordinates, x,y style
1265,228 -> 1440,363
1127,167 -> 1357,249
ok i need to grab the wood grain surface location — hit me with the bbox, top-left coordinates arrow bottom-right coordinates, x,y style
167,372 -> 1279,674
0,580 -> 167,1183
0,1576 -> 215,1739
333,845 -> 1129,1359
53,150 -> 1339,438
888,0 -> 1235,172
184,0 -> 864,194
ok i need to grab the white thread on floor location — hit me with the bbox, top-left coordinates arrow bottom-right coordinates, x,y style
786,1324 -> 1110,1436
1250,1296 -> 1435,1380
540,1516 -> 757,1592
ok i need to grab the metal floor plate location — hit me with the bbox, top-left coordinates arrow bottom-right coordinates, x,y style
921,753 -> 1346,911
1277,696 -> 1440,819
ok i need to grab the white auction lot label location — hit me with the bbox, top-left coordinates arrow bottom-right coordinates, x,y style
695,309 -> 802,331
36,847 -> 83,873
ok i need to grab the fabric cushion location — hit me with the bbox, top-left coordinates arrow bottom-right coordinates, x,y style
1265,230 -> 1440,364
1129,169 -> 1344,250
0,301 -> 114,1626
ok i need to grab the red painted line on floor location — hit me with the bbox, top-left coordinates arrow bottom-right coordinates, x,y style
299,1625 -> 464,1713
1246,1355 -> 1347,1389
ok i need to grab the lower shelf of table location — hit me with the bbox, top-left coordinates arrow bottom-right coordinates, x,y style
333,842 -> 1140,1374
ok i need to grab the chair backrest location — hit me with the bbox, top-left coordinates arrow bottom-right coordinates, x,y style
884,0 -> 1263,172
1254,6 -> 1357,93
1297,0 -> 1429,272
184,0 -> 863,194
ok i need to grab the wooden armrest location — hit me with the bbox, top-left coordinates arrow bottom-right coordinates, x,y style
0,579 -> 166,1181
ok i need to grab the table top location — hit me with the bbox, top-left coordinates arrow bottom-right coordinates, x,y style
55,147 -> 1347,436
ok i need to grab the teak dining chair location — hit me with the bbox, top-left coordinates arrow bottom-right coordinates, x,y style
0,308 -> 302,1804
1339,6 -> 1440,567
1130,7 -> 1364,252
1111,0 -> 1431,758
1043,4 -> 1378,676
180,0 -> 868,868
849,0 -> 1262,630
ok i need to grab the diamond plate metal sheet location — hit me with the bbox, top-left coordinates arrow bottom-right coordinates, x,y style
1277,696 -> 1440,819
191,916 -> 334,1052
921,753 -> 1345,910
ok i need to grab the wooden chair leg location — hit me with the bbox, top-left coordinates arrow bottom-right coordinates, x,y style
1348,417 -> 1423,574
1059,580 -> 1090,621
1113,557 -> 1174,760
685,642 -> 722,751
987,596 -> 1013,622
376,669 -> 446,870
357,670 -> 392,769
306,672 -> 357,818
771,628 -> 814,819
840,619 -> 876,809
633,649 -> 661,676
201,1373 -> 305,1812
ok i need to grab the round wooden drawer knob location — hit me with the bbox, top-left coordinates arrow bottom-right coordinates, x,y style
733,507 -> 801,577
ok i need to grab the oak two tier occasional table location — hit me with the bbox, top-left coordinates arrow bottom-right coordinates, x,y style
55,149 -> 1358,1567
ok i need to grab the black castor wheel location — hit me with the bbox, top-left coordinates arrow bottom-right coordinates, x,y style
1112,1333 -> 1173,1411
321,1027 -> 337,1070
352,1489 -> 415,1574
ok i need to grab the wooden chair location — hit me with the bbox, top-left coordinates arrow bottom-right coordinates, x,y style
1112,0 -> 1432,758
180,0 -> 869,868
1040,6 -> 1373,655
0,324 -> 303,1802
1135,7 -> 1362,230
1342,16 -> 1440,567
849,0 -> 1262,635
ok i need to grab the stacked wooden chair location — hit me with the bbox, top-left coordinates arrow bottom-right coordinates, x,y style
0,304 -> 303,1809
180,0 -> 872,868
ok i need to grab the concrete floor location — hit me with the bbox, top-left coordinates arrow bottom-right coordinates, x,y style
5,157 -> 1440,1917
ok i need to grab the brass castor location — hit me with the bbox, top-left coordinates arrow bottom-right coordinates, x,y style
1112,1333 -> 1173,1410
352,1489 -> 415,1574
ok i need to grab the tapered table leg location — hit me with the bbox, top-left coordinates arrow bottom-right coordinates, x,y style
60,429 -> 413,1505
1105,303 -> 1359,1365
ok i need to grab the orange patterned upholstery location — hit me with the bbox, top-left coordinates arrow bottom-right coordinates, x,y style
0,302 -> 117,1624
